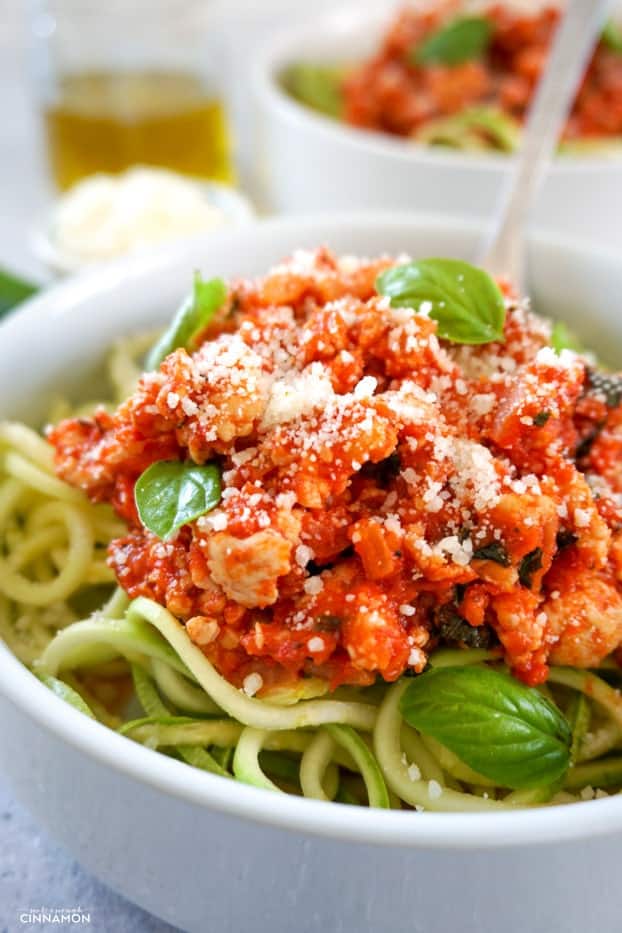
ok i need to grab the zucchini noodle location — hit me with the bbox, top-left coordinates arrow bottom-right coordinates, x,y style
234,729 -> 286,793
2,346 -> 622,813
126,597 -> 378,733
299,730 -> 339,801
325,724 -> 390,809
549,668 -> 622,731
150,658 -> 221,715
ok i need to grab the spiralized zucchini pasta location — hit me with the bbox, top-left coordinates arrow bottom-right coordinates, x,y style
3,247 -> 622,811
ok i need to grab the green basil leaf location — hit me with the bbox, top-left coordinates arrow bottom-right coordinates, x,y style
0,268 -> 39,318
135,460 -> 222,540
602,20 -> 622,54
400,666 -> 571,789
38,673 -> 96,719
413,17 -> 492,67
146,273 -> 227,370
281,63 -> 345,118
377,258 -> 505,345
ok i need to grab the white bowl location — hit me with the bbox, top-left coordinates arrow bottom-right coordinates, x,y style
2,214 -> 622,933
254,6 -> 622,247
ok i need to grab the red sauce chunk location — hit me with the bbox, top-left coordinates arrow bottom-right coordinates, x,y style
49,248 -> 622,696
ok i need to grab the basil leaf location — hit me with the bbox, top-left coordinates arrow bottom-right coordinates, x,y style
602,20 -> 622,54
400,666 -> 571,789
146,273 -> 227,370
518,547 -> 542,589
0,268 -> 38,317
38,674 -> 96,719
413,17 -> 492,67
135,460 -> 222,540
377,258 -> 505,345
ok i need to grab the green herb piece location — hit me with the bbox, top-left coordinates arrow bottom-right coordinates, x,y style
0,268 -> 39,317
437,606 -> 492,649
556,529 -> 578,550
376,258 -> 505,345
281,63 -> 346,118
602,19 -> 622,54
585,370 -> 622,409
550,321 -> 584,354
412,17 -> 492,67
38,673 -> 96,719
146,273 -> 227,370
135,460 -> 221,540
316,614 -> 342,632
518,547 -> 543,589
533,411 -> 551,427
472,541 -> 510,566
399,665 -> 571,789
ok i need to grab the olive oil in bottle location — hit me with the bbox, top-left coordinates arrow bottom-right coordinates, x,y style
44,70 -> 235,190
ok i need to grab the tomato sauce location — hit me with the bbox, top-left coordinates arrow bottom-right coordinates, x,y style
49,248 -> 622,695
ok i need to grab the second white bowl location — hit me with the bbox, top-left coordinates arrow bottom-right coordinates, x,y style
254,5 -> 622,247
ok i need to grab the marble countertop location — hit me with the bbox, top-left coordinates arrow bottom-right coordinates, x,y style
0,779 -> 179,933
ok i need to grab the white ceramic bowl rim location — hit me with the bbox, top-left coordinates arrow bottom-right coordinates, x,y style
2,213 -> 622,852
254,4 -> 622,172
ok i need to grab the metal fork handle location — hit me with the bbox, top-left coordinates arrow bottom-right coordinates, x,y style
482,0 -> 613,288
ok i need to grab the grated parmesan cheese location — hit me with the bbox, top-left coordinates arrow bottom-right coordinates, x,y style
428,780 -> 443,800
260,362 -> 335,430
303,576 -> 324,596
242,673 -> 263,697
574,508 -> 591,528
